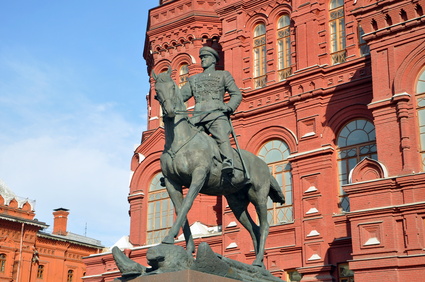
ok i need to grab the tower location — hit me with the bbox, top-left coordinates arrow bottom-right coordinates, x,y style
130,0 -> 224,247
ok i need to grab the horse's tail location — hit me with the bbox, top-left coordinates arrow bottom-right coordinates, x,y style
268,175 -> 285,205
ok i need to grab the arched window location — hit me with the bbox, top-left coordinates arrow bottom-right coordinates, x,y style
416,69 -> 425,169
337,119 -> 377,211
330,0 -> 346,64
67,270 -> 74,282
0,254 -> 6,273
253,23 -> 267,89
147,173 -> 174,245
277,15 -> 291,81
179,63 -> 189,88
258,140 -> 293,224
358,25 -> 370,56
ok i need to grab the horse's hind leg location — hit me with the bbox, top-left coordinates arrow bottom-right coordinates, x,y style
250,185 -> 270,267
162,177 -> 195,254
225,192 -> 260,258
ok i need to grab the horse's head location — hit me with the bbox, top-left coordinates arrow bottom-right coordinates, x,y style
151,67 -> 178,118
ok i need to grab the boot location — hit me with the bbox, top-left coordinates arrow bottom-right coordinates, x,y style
222,159 -> 233,175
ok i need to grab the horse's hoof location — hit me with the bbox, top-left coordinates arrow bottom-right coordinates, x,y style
162,236 -> 175,245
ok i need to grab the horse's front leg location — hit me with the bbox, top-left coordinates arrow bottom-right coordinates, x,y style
162,167 -> 208,246
162,177 -> 195,254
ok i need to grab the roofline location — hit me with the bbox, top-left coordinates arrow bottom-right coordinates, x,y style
0,214 -> 48,228
37,232 -> 104,249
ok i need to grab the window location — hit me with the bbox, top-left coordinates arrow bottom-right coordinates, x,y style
277,15 -> 291,81
358,25 -> 370,56
338,263 -> 354,282
416,69 -> 425,169
67,270 -> 73,282
0,254 -> 5,272
253,23 -> 267,88
287,269 -> 302,281
179,63 -> 189,88
37,265 -> 44,279
330,0 -> 346,64
147,173 -> 174,245
337,119 -> 377,211
258,140 -> 293,224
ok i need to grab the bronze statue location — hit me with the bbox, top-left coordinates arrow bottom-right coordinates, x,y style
112,242 -> 283,282
180,46 -> 242,175
112,242 -> 283,281
152,64 -> 285,267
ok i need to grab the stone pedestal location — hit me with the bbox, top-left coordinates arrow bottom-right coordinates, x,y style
112,243 -> 283,282
118,269 -> 239,282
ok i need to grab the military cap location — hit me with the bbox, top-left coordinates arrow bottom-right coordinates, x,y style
199,46 -> 220,61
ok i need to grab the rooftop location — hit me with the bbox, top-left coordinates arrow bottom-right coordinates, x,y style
38,231 -> 103,249
0,178 -> 36,210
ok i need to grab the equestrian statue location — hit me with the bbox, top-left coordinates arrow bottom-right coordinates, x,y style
151,47 -> 285,268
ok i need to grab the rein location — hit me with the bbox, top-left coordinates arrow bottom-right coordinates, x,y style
156,81 -> 225,159
166,125 -> 201,160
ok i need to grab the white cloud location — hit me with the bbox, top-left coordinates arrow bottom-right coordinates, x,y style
0,135 -> 131,239
0,51 -> 145,247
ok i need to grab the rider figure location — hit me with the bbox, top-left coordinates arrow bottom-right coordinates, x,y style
181,46 -> 242,175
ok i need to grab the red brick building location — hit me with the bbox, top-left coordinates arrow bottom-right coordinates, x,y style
0,180 -> 103,282
84,0 -> 425,281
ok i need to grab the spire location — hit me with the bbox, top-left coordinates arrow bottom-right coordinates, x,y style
0,179 -> 16,198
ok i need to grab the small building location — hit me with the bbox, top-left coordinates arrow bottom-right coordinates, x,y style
0,180 -> 103,282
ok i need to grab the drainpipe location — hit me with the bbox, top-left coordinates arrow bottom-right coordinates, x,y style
16,222 -> 24,282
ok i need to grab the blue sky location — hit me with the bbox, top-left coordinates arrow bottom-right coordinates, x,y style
0,1 -> 158,247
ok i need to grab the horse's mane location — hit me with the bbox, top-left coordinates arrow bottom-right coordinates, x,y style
155,72 -> 174,83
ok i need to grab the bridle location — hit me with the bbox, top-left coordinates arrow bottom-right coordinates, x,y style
154,82 -> 177,117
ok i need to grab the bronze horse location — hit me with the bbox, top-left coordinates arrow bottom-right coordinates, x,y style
152,68 -> 285,267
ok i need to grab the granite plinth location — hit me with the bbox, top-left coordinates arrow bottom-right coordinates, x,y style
114,269 -> 239,282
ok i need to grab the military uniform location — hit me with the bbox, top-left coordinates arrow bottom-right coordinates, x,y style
180,52 -> 242,173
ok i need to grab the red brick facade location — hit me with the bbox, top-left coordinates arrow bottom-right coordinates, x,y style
84,0 -> 425,281
0,183 -> 103,282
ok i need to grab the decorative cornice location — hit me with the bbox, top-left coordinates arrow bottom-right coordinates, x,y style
343,177 -> 396,195
0,214 -> 48,228
136,127 -> 165,156
352,0 -> 425,43
287,146 -> 334,161
346,201 -> 425,219
297,264 -> 333,274
368,92 -> 411,111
